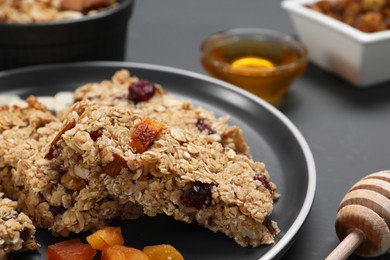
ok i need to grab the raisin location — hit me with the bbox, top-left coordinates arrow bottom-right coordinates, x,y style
264,218 -> 276,236
195,119 -> 215,134
19,229 -> 29,241
49,205 -> 66,216
89,128 -> 103,141
254,173 -> 273,194
128,79 -> 156,103
182,182 -> 213,209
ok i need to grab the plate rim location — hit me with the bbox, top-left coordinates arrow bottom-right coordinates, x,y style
0,61 -> 316,260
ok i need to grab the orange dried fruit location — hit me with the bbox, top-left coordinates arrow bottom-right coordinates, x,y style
86,231 -> 107,250
102,244 -> 150,260
86,226 -> 124,250
129,117 -> 163,153
102,153 -> 128,177
143,244 -> 184,260
46,238 -> 96,260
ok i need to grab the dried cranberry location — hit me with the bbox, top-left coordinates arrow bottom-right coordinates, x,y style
89,128 -> 103,141
49,205 -> 65,216
254,173 -> 273,194
264,217 -> 276,236
195,119 -> 215,134
128,79 -> 156,103
19,229 -> 29,241
182,182 -> 213,209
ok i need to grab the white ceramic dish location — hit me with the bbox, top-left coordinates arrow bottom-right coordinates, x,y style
282,0 -> 390,87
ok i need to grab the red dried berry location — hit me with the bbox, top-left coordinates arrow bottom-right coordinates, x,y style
89,128 -> 103,141
254,173 -> 273,194
264,218 -> 276,236
19,229 -> 29,241
128,79 -> 156,103
182,182 -> 213,209
195,119 -> 215,134
49,205 -> 65,216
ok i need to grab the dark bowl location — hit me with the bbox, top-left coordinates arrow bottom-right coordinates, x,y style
0,0 -> 135,71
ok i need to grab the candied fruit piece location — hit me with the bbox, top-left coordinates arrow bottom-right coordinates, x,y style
86,226 -> 124,250
103,153 -> 128,177
129,117 -> 163,153
102,245 -> 150,260
49,205 -> 66,216
264,218 -> 277,236
195,119 -> 215,134
254,173 -> 273,194
89,128 -> 103,141
143,244 -> 184,260
182,182 -> 213,209
128,79 -> 156,103
61,0 -> 114,12
46,238 -> 96,260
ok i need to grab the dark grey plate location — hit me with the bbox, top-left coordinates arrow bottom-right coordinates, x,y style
0,62 -> 316,260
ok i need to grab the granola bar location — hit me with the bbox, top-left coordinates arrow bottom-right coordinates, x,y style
0,70 -> 280,248
45,98 -> 279,246
0,193 -> 38,259
0,97 -> 141,237
73,69 -> 250,156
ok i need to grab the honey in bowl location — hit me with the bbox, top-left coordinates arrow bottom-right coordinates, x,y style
200,28 -> 308,105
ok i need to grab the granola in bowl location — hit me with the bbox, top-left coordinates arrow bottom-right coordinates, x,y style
0,0 -> 117,23
0,69 -> 280,256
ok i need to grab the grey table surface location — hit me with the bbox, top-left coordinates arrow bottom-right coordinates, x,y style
126,0 -> 390,259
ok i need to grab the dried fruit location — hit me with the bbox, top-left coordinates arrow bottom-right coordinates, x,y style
128,79 -> 156,103
102,153 -> 128,177
46,238 -> 96,260
89,128 -> 103,141
254,173 -> 273,194
182,182 -> 213,209
305,0 -> 390,33
86,226 -> 124,250
195,119 -> 215,134
143,244 -> 184,260
129,117 -> 163,153
60,0 -> 114,12
49,205 -> 66,216
102,245 -> 150,260
264,218 -> 277,236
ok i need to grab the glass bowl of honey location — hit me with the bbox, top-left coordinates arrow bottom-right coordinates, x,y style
200,28 -> 308,105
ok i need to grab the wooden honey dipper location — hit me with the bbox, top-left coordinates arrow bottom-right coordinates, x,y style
326,170 -> 390,260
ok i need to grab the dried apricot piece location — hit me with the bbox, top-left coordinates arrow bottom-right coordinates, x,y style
86,226 -> 124,250
102,153 -> 128,177
143,244 -> 184,260
46,238 -> 96,260
102,244 -> 150,260
129,117 -> 163,153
